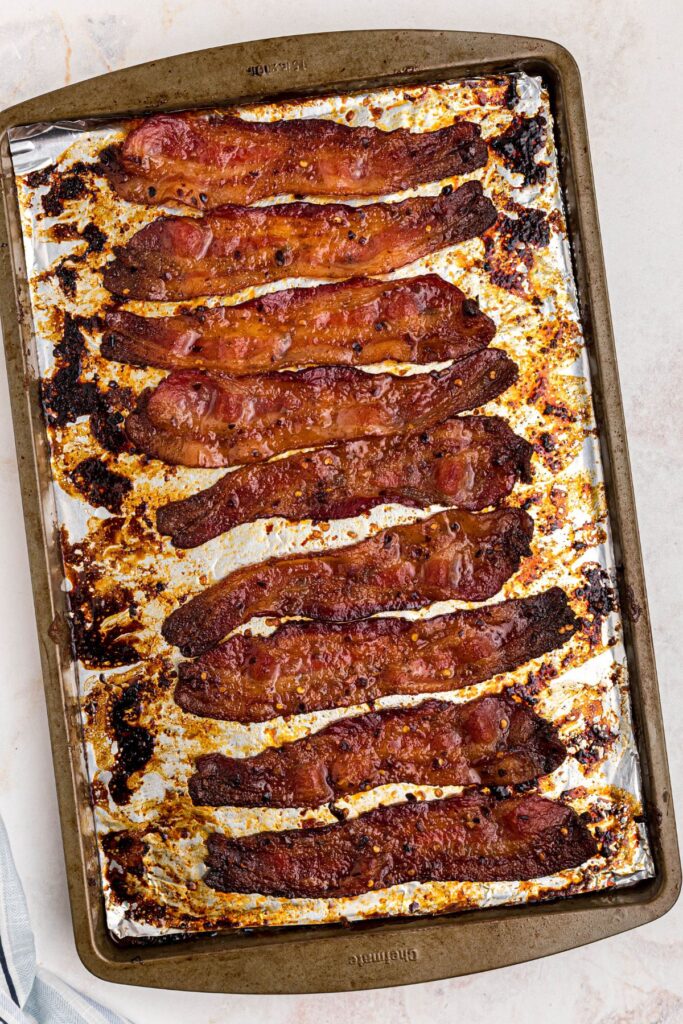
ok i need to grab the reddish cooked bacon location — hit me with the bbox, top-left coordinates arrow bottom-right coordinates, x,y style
189,695 -> 567,808
204,793 -> 598,897
162,507 -> 534,657
102,274 -> 496,373
104,113 -> 488,209
157,416 -> 532,547
175,588 -> 575,721
102,181 -> 497,300
126,349 -> 518,468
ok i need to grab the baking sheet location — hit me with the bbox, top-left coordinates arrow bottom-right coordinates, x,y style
9,72 -> 654,940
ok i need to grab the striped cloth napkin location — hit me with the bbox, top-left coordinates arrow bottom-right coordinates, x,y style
0,815 -> 130,1024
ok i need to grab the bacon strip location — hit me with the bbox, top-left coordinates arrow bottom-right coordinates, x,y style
204,793 -> 598,897
189,695 -> 567,808
104,113 -> 488,209
175,588 -> 575,721
126,350 -> 517,468
157,416 -> 532,547
102,274 -> 496,373
162,507 -> 533,657
102,181 -> 497,300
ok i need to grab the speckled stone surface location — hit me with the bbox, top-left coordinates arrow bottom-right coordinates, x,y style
0,1 -> 681,1021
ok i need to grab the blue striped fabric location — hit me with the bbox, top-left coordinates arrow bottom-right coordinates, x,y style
0,816 -> 130,1024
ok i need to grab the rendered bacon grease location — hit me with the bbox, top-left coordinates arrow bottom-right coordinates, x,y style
102,274 -> 496,374
163,508 -> 534,657
102,181 -> 497,300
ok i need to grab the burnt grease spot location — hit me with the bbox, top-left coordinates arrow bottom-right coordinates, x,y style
70,456 -> 132,513
62,520 -> 142,669
50,220 -> 107,253
25,164 -> 55,188
576,564 -> 617,647
573,721 -> 619,770
81,222 -> 107,253
502,208 -> 550,248
577,565 -> 616,619
41,173 -> 87,216
503,76 -> 519,110
491,115 -> 548,185
66,570 -> 141,668
91,391 -> 135,455
102,830 -> 147,901
108,681 -> 155,804
40,314 -> 134,452
484,208 -> 550,295
40,314 -> 99,425
49,222 -> 109,297
101,829 -> 183,929
54,262 -> 79,297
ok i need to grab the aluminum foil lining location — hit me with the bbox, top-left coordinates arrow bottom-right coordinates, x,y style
9,72 -> 654,941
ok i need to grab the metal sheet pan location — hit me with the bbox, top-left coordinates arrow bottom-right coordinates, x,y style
0,29 -> 679,993
6,68 -> 655,938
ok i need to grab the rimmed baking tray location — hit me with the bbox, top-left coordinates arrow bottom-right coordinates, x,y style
0,28 -> 679,993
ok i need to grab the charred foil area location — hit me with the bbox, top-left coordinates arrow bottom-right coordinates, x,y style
40,314 -> 100,427
40,314 -> 134,454
69,456 -> 132,513
491,114 -> 548,185
484,207 -> 551,296
42,172 -> 88,217
108,680 -> 155,805
62,524 -> 142,668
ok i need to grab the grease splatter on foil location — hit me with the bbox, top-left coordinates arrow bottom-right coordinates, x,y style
10,73 -> 653,941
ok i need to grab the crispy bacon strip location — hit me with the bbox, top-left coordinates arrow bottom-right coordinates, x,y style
102,181 -> 497,300
189,695 -> 567,808
162,507 -> 534,657
126,349 -> 517,468
104,113 -> 488,209
204,793 -> 598,897
175,588 -> 575,721
102,274 -> 496,373
157,416 -> 532,547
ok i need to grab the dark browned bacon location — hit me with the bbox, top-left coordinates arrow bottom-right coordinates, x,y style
102,274 -> 496,373
126,349 -> 518,468
175,588 -> 575,721
204,793 -> 597,897
163,507 -> 534,657
189,694 -> 567,807
102,181 -> 497,300
157,415 -> 532,547
105,112 -> 488,209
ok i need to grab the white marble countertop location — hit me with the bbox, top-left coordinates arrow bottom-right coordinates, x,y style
0,2 -> 681,1021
